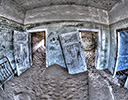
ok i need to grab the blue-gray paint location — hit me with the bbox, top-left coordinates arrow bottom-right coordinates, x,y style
116,31 -> 128,71
13,31 -> 32,76
0,18 -> 24,73
26,22 -> 110,70
59,31 -> 87,74
0,17 -> 110,74
108,18 -> 128,74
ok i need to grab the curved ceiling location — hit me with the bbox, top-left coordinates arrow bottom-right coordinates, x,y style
12,0 -> 121,11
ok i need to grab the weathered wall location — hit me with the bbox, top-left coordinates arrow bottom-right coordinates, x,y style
109,0 -> 128,24
0,16 -> 110,73
0,3 -> 110,76
1,3 -> 128,99
1,28 -> 127,100
0,17 -> 24,71
24,5 -> 109,25
0,39 -> 89,100
0,0 -> 25,24
108,18 -> 128,74
25,21 -> 110,70
108,0 -> 128,73
1,36 -> 128,100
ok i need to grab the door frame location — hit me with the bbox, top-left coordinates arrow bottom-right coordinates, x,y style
77,28 -> 101,69
114,27 -> 128,77
27,29 -> 48,67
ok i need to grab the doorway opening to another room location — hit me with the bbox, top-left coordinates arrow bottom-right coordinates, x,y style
114,28 -> 128,86
79,30 -> 98,69
31,31 -> 46,67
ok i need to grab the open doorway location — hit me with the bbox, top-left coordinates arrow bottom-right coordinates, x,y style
79,31 -> 98,69
31,31 -> 46,67
115,28 -> 128,87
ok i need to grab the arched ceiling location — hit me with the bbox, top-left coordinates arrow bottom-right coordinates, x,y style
12,0 -> 121,11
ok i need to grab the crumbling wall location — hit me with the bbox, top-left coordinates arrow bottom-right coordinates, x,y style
0,15 -> 110,78
1,12 -> 128,100
25,21 -> 110,70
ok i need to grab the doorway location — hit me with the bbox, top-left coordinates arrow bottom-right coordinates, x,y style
79,31 -> 98,69
31,31 -> 46,66
115,29 -> 128,86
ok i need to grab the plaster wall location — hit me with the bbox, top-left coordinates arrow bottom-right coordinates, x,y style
108,18 -> 128,74
109,0 -> 128,24
25,21 -> 110,70
108,0 -> 128,74
0,0 -> 25,24
24,5 -> 109,25
0,18 -> 113,100
0,2 -> 110,74
0,18 -> 23,71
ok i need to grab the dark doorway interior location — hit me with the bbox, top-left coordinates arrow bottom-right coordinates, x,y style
79,31 -> 98,69
31,31 -> 46,66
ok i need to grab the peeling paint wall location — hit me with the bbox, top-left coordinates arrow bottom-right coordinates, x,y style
0,3 -> 110,74
0,17 -> 24,71
25,21 -> 110,70
2,2 -> 128,99
24,5 -> 109,25
0,18 -> 113,100
0,0 -> 25,24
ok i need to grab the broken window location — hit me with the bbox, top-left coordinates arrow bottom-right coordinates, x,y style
59,31 -> 87,74
13,31 -> 32,76
0,56 -> 14,88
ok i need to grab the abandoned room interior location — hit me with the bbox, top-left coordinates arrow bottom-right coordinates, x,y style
1,0 -> 128,100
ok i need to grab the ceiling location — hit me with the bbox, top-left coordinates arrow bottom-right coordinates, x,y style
12,0 -> 121,11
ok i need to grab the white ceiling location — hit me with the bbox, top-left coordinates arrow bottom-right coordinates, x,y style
12,0 -> 121,11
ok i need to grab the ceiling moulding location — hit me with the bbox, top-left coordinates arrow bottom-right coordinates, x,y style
24,5 -> 109,25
